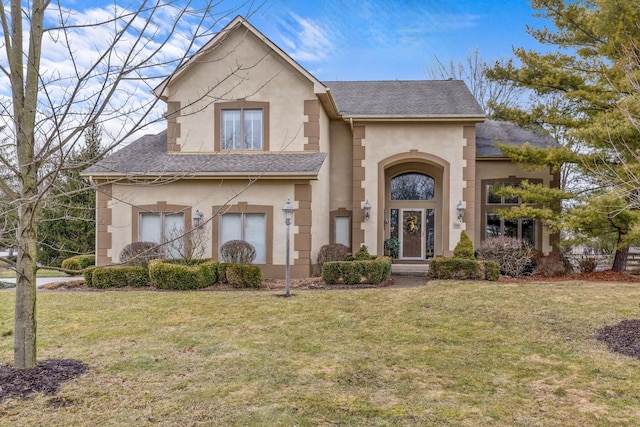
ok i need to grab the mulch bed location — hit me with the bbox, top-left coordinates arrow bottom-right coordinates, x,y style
0,359 -> 88,403
597,320 -> 640,360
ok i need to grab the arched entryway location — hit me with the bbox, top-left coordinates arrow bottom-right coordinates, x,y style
378,154 -> 449,261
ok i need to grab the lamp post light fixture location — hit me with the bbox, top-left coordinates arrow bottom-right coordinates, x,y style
456,201 -> 465,223
282,198 -> 295,297
193,210 -> 203,228
363,200 -> 371,221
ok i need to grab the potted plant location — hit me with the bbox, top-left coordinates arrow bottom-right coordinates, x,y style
384,237 -> 400,259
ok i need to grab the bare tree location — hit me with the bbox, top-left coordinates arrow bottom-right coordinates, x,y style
426,50 -> 526,116
0,0 -> 260,369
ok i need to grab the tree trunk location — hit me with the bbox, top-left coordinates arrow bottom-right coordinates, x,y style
611,241 -> 629,273
14,200 -> 38,369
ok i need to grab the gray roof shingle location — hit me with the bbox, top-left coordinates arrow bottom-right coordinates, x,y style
476,120 -> 557,157
324,80 -> 485,117
83,130 -> 327,177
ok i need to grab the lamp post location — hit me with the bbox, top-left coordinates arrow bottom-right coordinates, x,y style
282,198 -> 295,297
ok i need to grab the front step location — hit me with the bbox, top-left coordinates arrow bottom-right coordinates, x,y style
391,263 -> 430,276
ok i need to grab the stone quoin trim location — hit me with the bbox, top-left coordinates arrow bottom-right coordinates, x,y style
303,99 -> 320,151
462,125 -> 477,242
96,184 -> 113,265
352,125 -> 366,249
166,101 -> 182,152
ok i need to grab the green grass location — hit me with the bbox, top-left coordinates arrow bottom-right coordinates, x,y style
2,280 -> 640,426
0,269 -> 68,279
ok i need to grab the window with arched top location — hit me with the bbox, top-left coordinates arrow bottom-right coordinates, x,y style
391,173 -> 435,200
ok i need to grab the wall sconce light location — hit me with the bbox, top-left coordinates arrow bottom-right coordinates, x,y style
456,201 -> 465,223
193,210 -> 203,228
363,200 -> 371,221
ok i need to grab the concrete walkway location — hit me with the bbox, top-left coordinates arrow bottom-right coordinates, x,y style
0,276 -> 80,288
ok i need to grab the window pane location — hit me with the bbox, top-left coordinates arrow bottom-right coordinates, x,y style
164,213 -> 184,259
244,214 -> 266,264
222,110 -> 241,150
504,219 -> 518,238
504,185 -> 520,204
140,213 -> 161,243
335,216 -> 350,247
391,173 -> 434,200
390,209 -> 399,240
244,109 -> 262,150
487,184 -> 502,204
220,213 -> 242,245
486,213 -> 501,238
521,218 -> 536,246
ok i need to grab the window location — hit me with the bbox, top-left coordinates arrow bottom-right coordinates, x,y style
482,179 -> 539,247
330,209 -> 351,248
391,173 -> 435,200
215,101 -> 269,151
220,213 -> 266,263
139,212 -> 184,258
221,109 -> 263,150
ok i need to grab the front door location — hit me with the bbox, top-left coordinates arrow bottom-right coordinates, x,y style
398,208 -> 435,260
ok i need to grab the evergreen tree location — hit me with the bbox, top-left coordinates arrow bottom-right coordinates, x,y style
486,0 -> 640,271
37,125 -> 101,266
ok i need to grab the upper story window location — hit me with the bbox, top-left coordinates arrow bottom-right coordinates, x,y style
391,173 -> 435,200
215,101 -> 269,151
221,109 -> 263,150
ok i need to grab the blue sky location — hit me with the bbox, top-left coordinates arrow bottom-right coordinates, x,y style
245,0 -> 546,81
68,0 -> 546,81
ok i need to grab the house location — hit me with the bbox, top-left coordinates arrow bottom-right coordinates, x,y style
82,16 -> 558,278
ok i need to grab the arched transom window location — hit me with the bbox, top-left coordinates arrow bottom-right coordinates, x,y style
391,173 -> 435,200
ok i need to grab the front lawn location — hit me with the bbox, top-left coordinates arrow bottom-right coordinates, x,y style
1,280 -> 640,425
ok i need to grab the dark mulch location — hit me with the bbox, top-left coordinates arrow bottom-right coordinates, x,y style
597,319 -> 640,360
0,359 -> 88,402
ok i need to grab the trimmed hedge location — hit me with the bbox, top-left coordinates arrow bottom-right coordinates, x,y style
89,266 -> 150,288
427,257 -> 500,281
322,256 -> 392,285
61,255 -> 95,275
225,264 -> 263,288
149,259 -> 219,290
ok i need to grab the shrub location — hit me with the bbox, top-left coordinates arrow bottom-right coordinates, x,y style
453,231 -> 475,259
321,257 -> 391,285
481,261 -> 501,281
317,244 -> 350,267
476,237 -> 536,278
427,257 -> 483,280
219,240 -> 256,265
61,255 -> 95,275
225,264 -> 263,288
353,245 -> 374,260
534,253 -> 570,277
90,266 -> 149,288
149,259 -> 219,290
119,242 -> 163,268
322,262 -> 342,285
578,256 -> 598,273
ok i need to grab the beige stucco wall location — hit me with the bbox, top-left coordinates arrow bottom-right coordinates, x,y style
107,179 -> 303,267
359,122 -> 470,255
328,120 -> 353,211
475,159 -> 555,254
165,29 -> 316,153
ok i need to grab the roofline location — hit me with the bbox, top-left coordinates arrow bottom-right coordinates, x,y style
343,114 -> 486,122
82,172 -> 321,180
153,16 -> 328,99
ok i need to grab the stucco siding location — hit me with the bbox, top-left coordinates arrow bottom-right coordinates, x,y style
165,29 -> 316,153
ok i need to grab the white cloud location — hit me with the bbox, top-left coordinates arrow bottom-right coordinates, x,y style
273,12 -> 334,63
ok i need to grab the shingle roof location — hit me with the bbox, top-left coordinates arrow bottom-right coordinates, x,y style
83,130 -> 327,177
324,80 -> 485,117
476,120 -> 557,157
